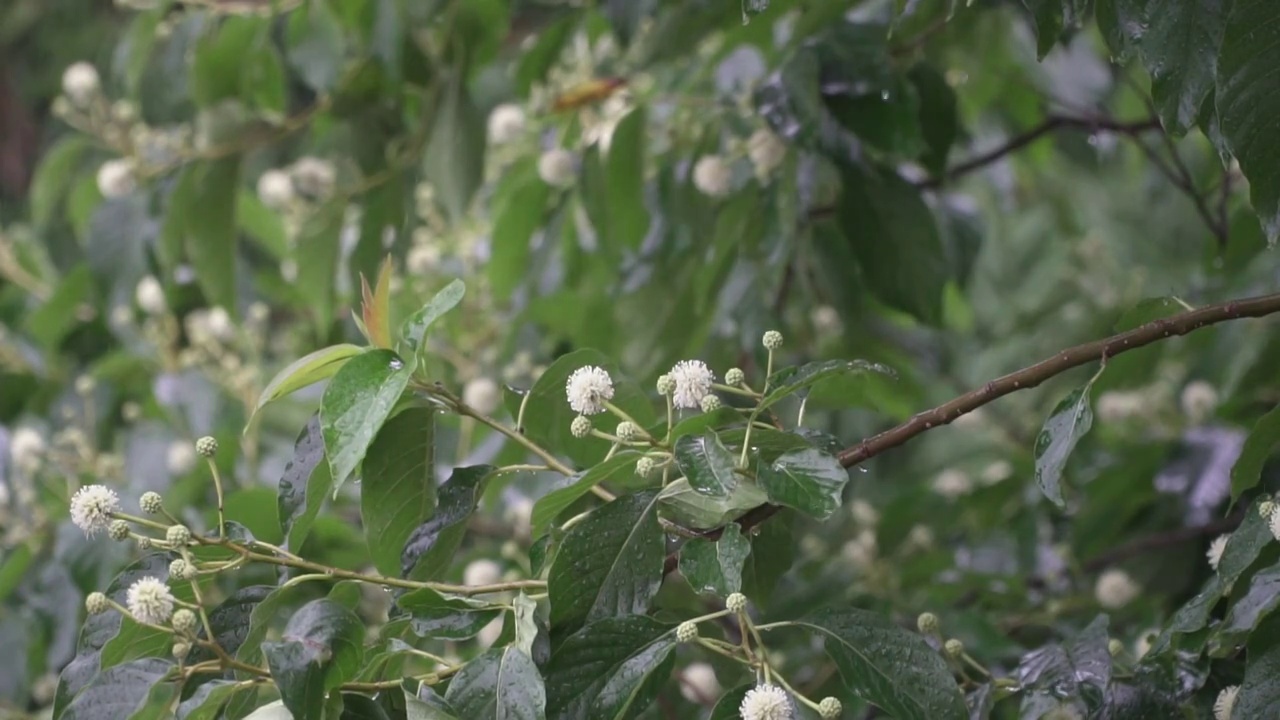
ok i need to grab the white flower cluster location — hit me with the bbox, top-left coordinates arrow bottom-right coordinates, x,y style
740,684 -> 792,720
487,104 -> 526,144
1214,685 -> 1238,720
692,155 -> 731,198
668,360 -> 714,410
1094,568 -> 1140,609
125,576 -> 175,625
1180,380 -> 1219,424
538,149 -> 576,188
61,62 -> 100,107
70,484 -> 121,536
1207,534 -> 1229,571
9,427 -> 45,475
463,377 -> 501,415
566,366 -> 614,415
256,169 -> 295,209
931,468 -> 972,500
97,159 -> 137,199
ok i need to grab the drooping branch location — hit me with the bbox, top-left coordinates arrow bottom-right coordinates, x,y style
921,114 -> 1164,189
836,292 -> 1280,467
663,291 -> 1280,575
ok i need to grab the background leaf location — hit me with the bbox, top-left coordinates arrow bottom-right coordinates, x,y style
362,407 -> 436,576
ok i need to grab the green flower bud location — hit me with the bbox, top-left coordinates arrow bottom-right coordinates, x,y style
166,524 -> 191,546
676,621 -> 698,643
85,592 -> 109,615
195,436 -> 218,458
570,415 -> 592,438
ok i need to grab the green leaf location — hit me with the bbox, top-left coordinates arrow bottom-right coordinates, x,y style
403,465 -> 495,580
1015,615 -> 1111,706
836,163 -> 948,325
1146,575 -> 1224,657
24,265 -> 94,351
1212,561 -> 1280,651
1234,613 -> 1280,717
1020,0 -> 1086,58
60,658 -> 175,720
29,135 -> 91,229
400,279 -> 466,354
188,585 -> 274,667
234,584 -> 325,671
503,349 -> 655,467
320,348 -> 414,493
250,344 -> 363,427
399,587 -> 503,641
657,477 -> 769,530
191,16 -> 257,106
262,600 -> 365,719
182,158 -> 241,311
443,646 -> 547,720
423,70 -> 485,220
678,523 -> 751,596
296,205 -> 345,335
1217,0 -> 1280,243
245,42 -> 287,116
543,616 -> 675,719
406,681 -> 461,719
741,511 -> 794,606
755,447 -> 849,520
489,160 -> 551,300
278,414 -> 334,551
1033,384 -> 1096,507
1219,499 -> 1274,587
909,63 -> 958,175
548,491 -> 664,632
54,554 -> 174,717
788,607 -> 967,720
673,432 -> 740,497
177,680 -> 256,720
531,452 -> 640,535
1231,404 -> 1280,499
600,108 -> 649,249
515,16 -> 574,94
760,360 -> 895,413
1131,0 -> 1228,134
707,685 -> 751,720
286,0 -> 346,92
362,407 -> 436,576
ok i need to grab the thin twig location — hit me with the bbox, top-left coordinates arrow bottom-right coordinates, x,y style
1082,511 -> 1244,572
663,291 -> 1280,573
920,115 -> 1163,189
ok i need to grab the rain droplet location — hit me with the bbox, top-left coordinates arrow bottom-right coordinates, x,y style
389,359 -> 403,370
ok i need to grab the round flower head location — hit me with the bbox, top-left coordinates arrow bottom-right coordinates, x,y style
139,491 -> 164,515
97,159 -> 137,199
61,62 -> 100,106
669,360 -> 714,410
676,621 -> 698,643
615,421 -> 641,442
747,128 -> 786,178
487,103 -> 526,144
1207,534 -> 1229,571
108,519 -> 130,541
565,366 -> 614,415
1180,380 -> 1219,423
70,485 -> 121,536
725,367 -> 745,386
1269,508 -> 1280,542
126,576 -> 175,625
656,374 -> 675,396
135,276 -> 166,315
725,592 -> 748,613
463,377 -> 501,415
692,155 -> 732,198
256,169 -> 295,209
944,638 -> 964,658
85,591 -> 109,615
172,608 -> 198,634
167,440 -> 197,475
570,415 -> 593,438
166,524 -> 191,546
10,427 -> 45,474
932,469 -> 972,500
1094,568 -> 1140,609
700,394 -> 722,413
635,456 -> 656,478
740,684 -> 792,720
538,149 -> 576,188
679,661 -> 720,704
1261,500 -> 1275,518
464,559 -> 502,587
817,697 -> 842,719
917,612 -> 939,635
196,436 -> 218,458
1214,685 -> 1239,720
762,330 -> 783,350
289,156 -> 336,198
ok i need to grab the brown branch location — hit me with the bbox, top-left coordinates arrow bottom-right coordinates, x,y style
920,115 -> 1163,189
1082,510 -> 1244,572
837,292 -> 1280,467
662,291 -> 1280,576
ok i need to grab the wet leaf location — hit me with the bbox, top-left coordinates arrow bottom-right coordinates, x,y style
362,407 -> 436,576
674,432 -> 740,497
1034,384 -> 1096,507
403,465 -> 495,580
319,348 -> 414,493
679,523 -> 751,596
543,616 -> 675,719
